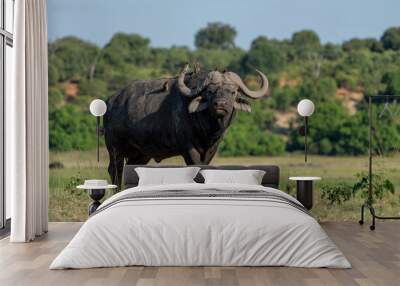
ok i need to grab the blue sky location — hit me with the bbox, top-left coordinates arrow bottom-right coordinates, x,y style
47,0 -> 400,49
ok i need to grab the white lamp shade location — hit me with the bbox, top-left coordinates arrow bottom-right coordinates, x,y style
297,99 -> 315,117
89,99 -> 107,117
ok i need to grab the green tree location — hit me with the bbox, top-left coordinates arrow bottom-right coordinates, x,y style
49,105 -> 97,151
48,36 -> 99,81
94,33 -> 161,93
48,87 -> 64,113
288,101 -> 369,155
219,102 -> 285,156
291,30 -> 321,59
219,122 -> 285,156
153,46 -> 191,74
193,48 -> 244,71
333,49 -> 378,90
101,33 -> 152,67
272,86 -> 299,111
48,63 -> 60,85
194,22 -> 237,49
78,78 -> 109,100
381,27 -> 400,51
241,36 -> 287,73
382,70 -> 400,94
322,43 -> 343,60
343,38 -> 383,52
298,77 -> 337,103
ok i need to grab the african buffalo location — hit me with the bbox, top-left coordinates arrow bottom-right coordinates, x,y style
104,64 -> 269,187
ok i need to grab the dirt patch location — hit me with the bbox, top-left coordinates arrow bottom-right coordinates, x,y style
61,81 -> 79,98
278,77 -> 300,88
275,110 -> 297,129
336,88 -> 363,114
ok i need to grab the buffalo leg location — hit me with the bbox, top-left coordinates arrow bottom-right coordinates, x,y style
110,150 -> 150,190
107,147 -> 124,190
202,144 -> 219,164
126,152 -> 151,165
183,147 -> 203,165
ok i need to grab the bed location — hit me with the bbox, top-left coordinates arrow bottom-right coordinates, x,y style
50,165 -> 350,269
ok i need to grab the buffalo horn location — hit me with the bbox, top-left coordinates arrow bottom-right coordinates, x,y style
178,64 -> 203,97
226,70 -> 269,99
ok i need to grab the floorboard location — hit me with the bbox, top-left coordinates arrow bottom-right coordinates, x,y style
0,222 -> 399,286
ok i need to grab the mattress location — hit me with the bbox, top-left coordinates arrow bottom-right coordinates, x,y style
50,183 -> 351,269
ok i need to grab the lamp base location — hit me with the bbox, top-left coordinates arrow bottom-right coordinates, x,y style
87,188 -> 106,215
296,180 -> 313,210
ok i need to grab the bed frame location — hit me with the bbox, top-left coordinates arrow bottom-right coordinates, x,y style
122,165 -> 280,189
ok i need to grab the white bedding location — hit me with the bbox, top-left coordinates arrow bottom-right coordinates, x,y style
50,183 -> 351,269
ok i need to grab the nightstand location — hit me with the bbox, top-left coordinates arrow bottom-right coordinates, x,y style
289,177 -> 321,210
77,180 -> 117,215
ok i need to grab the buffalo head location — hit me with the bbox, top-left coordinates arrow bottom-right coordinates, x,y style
177,64 -> 269,118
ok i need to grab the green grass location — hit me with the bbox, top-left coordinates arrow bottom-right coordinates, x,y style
49,149 -> 400,222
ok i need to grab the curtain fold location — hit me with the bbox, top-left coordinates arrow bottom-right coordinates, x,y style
9,0 -> 49,242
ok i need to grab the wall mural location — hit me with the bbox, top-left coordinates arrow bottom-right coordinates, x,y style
104,64 -> 269,186
46,4 -> 400,222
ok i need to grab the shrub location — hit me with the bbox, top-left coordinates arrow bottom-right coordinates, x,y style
49,161 -> 64,169
352,172 -> 395,204
219,127 -> 285,156
321,183 -> 353,205
64,173 -> 85,196
49,105 -> 97,151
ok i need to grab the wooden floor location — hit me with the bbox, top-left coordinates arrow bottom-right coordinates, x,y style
0,222 -> 399,286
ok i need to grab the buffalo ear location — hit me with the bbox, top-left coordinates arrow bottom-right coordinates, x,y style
188,96 -> 208,113
234,98 -> 252,112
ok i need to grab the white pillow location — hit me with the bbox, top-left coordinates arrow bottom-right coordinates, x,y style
200,169 -> 266,185
135,167 -> 200,186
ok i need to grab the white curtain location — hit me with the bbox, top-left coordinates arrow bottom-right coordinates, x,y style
8,0 -> 49,242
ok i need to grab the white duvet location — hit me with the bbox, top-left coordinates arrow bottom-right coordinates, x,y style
50,183 -> 351,269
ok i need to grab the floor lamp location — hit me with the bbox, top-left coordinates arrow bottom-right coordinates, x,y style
89,99 -> 107,162
297,99 -> 315,163
289,99 -> 318,211
84,99 -> 111,215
